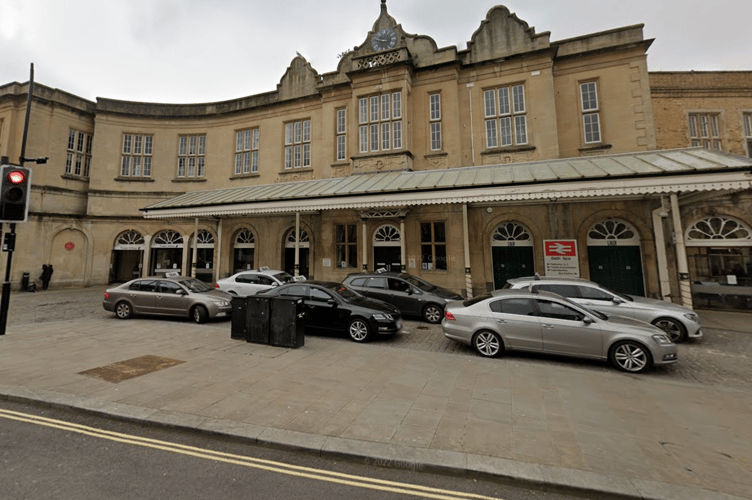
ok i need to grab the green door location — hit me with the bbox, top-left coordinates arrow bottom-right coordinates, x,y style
492,247 -> 535,289
588,246 -> 645,296
374,247 -> 401,272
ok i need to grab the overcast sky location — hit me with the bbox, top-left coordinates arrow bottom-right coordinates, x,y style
1,0 -> 749,104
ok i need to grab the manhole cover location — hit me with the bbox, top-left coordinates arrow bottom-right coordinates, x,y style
79,355 -> 185,383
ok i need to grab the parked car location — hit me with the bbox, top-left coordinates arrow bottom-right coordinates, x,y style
442,288 -> 678,373
259,281 -> 402,342
504,276 -> 702,343
342,272 -> 463,323
103,276 -> 232,323
215,268 -> 296,296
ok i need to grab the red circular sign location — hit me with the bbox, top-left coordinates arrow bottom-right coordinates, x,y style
65,242 -> 75,251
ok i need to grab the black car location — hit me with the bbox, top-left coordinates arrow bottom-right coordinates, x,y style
342,272 -> 463,323
258,281 -> 402,342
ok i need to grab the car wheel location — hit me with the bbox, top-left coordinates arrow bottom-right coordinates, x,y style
348,318 -> 371,343
192,305 -> 209,324
115,301 -> 132,320
473,330 -> 503,357
422,304 -> 443,324
652,317 -> 687,343
609,341 -> 652,373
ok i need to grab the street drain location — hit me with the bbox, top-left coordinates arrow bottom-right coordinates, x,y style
78,355 -> 185,383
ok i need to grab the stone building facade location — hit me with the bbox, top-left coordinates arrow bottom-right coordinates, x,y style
1,2 -> 751,311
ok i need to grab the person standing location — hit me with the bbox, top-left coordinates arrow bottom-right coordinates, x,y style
40,263 -> 53,291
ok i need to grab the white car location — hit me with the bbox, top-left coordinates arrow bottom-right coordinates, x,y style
215,268 -> 297,296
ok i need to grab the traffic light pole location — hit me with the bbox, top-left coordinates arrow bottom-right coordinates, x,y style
0,223 -> 16,335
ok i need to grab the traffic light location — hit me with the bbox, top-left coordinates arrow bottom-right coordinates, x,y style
0,164 -> 32,223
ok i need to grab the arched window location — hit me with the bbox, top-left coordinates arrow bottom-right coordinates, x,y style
115,230 -> 145,249
153,230 -> 183,246
491,222 -> 533,246
686,216 -> 752,246
374,225 -> 401,243
587,219 -> 639,246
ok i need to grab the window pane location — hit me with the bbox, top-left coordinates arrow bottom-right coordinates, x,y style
337,135 -> 346,160
580,82 -> 598,111
392,121 -> 402,149
434,222 -> 446,242
189,136 -> 197,155
583,113 -> 601,143
392,92 -> 402,119
121,156 -> 130,176
178,157 -> 185,176
68,130 -> 76,150
134,135 -> 142,155
512,85 -> 525,113
435,245 -> 447,271
359,125 -> 368,152
133,156 -> 141,176
359,98 -> 368,124
499,117 -> 512,146
252,129 -> 260,149
370,96 -> 379,122
144,136 -> 152,155
303,120 -> 311,142
123,134 -> 132,154
431,122 -> 441,150
285,123 -> 293,145
370,124 -> 379,151
337,109 -> 346,134
484,90 -> 496,117
243,151 -> 250,173
198,136 -> 205,154
498,87 -> 510,115
485,120 -> 498,148
188,157 -> 196,176
294,122 -> 302,143
420,223 -> 432,243
430,94 -> 441,120
381,122 -> 390,150
515,115 -> 527,144
251,150 -> 259,172
285,146 -> 292,169
143,157 -> 151,176
381,94 -> 390,120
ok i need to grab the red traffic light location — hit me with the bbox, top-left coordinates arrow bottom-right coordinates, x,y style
7,170 -> 26,185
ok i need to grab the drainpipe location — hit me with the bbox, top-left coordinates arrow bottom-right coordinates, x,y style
215,218 -> 222,282
400,217 -> 406,272
462,203 -> 473,298
191,218 -> 198,278
361,217 -> 368,271
670,194 -> 693,309
294,211 -> 300,277
652,200 -> 671,302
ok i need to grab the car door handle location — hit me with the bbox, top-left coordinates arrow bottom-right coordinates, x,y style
542,324 -> 554,329
496,319 -> 507,324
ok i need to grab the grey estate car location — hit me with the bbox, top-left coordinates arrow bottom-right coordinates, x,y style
342,272 -> 463,323
442,289 -> 678,373
103,276 -> 232,323
505,276 -> 702,343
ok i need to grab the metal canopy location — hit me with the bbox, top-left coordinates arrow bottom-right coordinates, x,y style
142,148 -> 752,219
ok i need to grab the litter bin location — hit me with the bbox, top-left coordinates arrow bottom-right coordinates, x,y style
269,297 -> 304,348
246,296 -> 270,345
230,296 -> 249,340
21,272 -> 30,292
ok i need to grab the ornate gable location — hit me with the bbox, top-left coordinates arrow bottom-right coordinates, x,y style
277,55 -> 321,101
464,5 -> 551,64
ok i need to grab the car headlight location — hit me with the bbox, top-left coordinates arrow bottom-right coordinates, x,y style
372,313 -> 394,321
213,300 -> 229,307
683,313 -> 698,323
652,333 -> 673,345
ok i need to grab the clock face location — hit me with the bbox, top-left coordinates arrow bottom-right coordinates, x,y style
371,28 -> 397,52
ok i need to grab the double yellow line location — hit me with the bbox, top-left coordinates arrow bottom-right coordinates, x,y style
0,408 -> 501,500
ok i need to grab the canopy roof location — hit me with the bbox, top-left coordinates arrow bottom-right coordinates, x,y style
142,148 -> 752,219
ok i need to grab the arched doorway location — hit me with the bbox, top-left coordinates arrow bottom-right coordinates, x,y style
587,219 -> 644,295
189,229 -> 215,282
373,224 -> 401,272
233,229 -> 255,273
150,230 -> 184,276
686,216 -> 752,310
491,222 -> 534,289
284,228 -> 310,277
111,230 -> 144,282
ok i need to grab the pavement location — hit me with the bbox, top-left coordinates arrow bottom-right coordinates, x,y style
1,285 -> 751,500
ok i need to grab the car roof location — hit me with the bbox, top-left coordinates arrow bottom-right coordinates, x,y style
346,272 -> 409,279
487,288 -> 572,301
235,268 -> 287,276
507,276 -> 595,285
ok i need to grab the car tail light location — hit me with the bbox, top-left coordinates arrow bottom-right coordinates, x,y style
215,284 -> 219,288
104,292 -> 110,299
444,311 -> 456,321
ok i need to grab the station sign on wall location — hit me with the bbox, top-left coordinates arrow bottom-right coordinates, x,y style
543,240 -> 580,277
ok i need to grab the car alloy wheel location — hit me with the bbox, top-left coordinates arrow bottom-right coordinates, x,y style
115,301 -> 132,319
348,319 -> 371,342
423,304 -> 443,324
652,317 -> 686,343
610,341 -> 652,373
192,305 -> 208,324
473,330 -> 502,357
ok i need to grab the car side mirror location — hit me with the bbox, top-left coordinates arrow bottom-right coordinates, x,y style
327,299 -> 338,307
407,287 -> 414,295
176,289 -> 187,296
612,297 -> 623,304
583,316 -> 594,324
272,282 -> 279,287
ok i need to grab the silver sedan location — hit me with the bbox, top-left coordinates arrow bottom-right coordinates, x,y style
442,289 -> 678,373
103,276 -> 232,324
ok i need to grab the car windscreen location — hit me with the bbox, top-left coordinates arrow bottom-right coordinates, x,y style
177,278 -> 213,293
401,275 -> 436,292
273,272 -> 295,284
